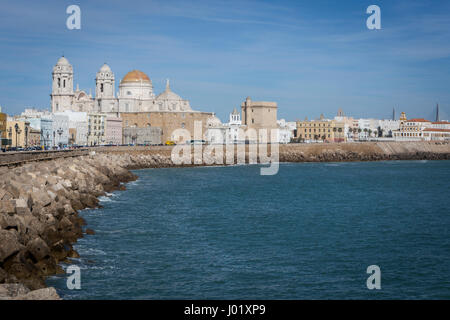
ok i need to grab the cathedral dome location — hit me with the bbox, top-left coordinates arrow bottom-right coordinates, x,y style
156,79 -> 182,101
99,63 -> 112,73
206,114 -> 222,127
56,56 -> 70,65
121,70 -> 151,84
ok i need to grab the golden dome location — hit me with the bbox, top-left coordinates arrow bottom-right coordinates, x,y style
121,70 -> 150,83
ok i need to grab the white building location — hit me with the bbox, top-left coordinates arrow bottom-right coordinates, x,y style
54,111 -> 88,146
50,56 -> 192,114
51,114 -> 69,147
277,119 -> 294,144
357,118 -> 379,140
378,119 -> 400,137
204,109 -> 248,144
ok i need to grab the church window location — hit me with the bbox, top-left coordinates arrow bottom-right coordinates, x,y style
63,80 -> 66,88
252,119 -> 254,124
181,123 -> 185,128
58,78 -> 61,88
127,91 -> 131,95
101,84 -> 104,93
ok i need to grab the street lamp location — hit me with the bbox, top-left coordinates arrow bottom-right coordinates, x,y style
25,125 -> 28,148
14,123 -> 21,149
57,128 -> 63,148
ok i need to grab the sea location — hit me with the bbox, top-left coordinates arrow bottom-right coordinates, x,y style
47,160 -> 450,299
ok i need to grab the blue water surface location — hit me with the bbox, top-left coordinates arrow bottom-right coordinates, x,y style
47,161 -> 450,299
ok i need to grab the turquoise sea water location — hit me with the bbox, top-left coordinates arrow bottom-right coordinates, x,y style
47,161 -> 450,299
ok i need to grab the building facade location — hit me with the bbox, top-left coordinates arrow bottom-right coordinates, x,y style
51,114 -> 69,147
295,115 -> 346,143
0,107 -> 9,149
87,113 -> 106,146
120,111 -> 214,144
123,127 -> 161,145
6,120 -> 31,148
393,112 -> 432,141
50,57 -> 193,115
105,116 -> 123,145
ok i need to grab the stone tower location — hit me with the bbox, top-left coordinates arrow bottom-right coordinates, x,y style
229,107 -> 241,125
51,56 -> 74,112
95,63 -> 117,113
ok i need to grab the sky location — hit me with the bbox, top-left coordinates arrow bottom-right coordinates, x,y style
0,0 -> 449,122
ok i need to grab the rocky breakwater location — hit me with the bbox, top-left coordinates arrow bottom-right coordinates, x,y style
279,141 -> 450,162
0,152 -> 172,299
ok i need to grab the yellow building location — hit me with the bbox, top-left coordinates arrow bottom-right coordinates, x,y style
0,108 -> 8,149
295,115 -> 345,142
6,120 -> 31,148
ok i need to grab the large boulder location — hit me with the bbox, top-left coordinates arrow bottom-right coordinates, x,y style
0,283 -> 30,299
0,200 -> 15,215
14,287 -> 61,300
0,230 -> 23,263
30,191 -> 52,208
26,237 -> 50,262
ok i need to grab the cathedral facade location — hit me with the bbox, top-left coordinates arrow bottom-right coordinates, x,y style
50,56 -> 193,114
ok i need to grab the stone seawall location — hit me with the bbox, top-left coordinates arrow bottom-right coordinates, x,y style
0,149 -> 89,167
0,141 -> 449,299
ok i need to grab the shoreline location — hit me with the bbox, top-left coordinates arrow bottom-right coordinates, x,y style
1,141 -> 450,299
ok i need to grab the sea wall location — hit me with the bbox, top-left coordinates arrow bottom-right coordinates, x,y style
0,141 -> 449,299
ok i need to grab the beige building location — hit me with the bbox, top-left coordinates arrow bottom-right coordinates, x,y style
87,113 -> 106,146
295,115 -> 346,142
393,112 -> 432,141
28,128 -> 41,147
120,111 -> 214,144
241,97 -> 277,131
6,120 -> 31,148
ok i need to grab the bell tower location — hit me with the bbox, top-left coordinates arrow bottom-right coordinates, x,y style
51,56 -> 74,112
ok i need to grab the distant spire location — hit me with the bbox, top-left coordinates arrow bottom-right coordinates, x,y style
165,79 -> 171,91
393,107 -> 396,120
436,103 -> 440,122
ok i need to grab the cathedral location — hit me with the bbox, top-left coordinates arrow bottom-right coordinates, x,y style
50,56 -> 192,114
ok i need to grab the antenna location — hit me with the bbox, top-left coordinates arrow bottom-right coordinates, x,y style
436,103 -> 440,122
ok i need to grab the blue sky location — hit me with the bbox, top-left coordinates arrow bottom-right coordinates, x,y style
0,0 -> 449,121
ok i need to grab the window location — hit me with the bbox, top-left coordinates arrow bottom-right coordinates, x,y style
63,79 -> 66,88
127,91 -> 131,95
58,78 -> 61,88
181,123 -> 185,128
252,119 -> 254,124
101,84 -> 104,93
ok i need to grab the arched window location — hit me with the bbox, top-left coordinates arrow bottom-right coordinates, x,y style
101,84 -> 104,93
63,79 -> 66,88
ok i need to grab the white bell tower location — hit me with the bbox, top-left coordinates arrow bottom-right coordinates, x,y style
51,56 -> 74,112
